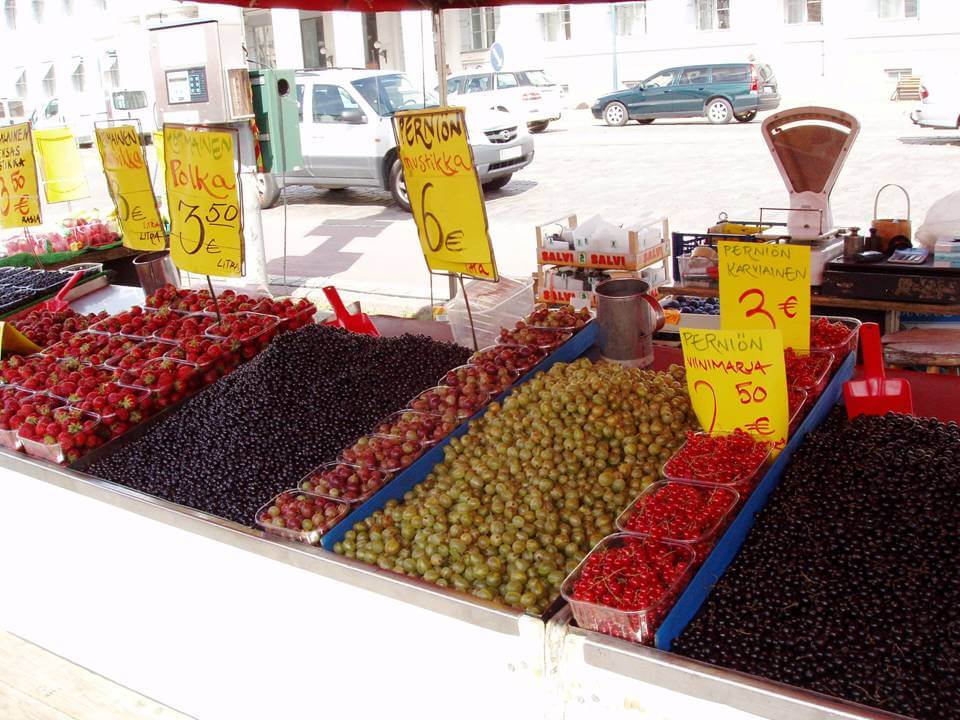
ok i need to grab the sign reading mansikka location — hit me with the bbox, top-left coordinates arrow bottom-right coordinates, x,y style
0,122 -> 41,229
393,108 -> 498,281
164,124 -> 243,277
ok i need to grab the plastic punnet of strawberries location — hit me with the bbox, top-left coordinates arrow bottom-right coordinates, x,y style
107,340 -> 177,370
152,313 -> 217,342
205,312 -> 278,353
76,383 -> 153,437
12,308 -> 107,347
621,481 -> 739,554
663,430 -> 771,490
566,535 -> 694,644
113,357 -> 199,407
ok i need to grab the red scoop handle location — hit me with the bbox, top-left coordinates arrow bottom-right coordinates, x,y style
860,322 -> 884,381
322,286 -> 352,321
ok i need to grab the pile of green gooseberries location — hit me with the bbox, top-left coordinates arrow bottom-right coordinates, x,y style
333,359 -> 697,615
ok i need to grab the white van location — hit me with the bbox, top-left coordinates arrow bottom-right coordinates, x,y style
257,68 -> 535,212
109,89 -> 156,142
30,97 -> 108,147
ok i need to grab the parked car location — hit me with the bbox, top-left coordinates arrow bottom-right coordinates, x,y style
0,98 -> 26,126
445,69 -> 564,133
591,62 -> 780,126
109,89 -> 156,143
909,76 -> 960,129
30,97 -> 107,146
257,69 -> 534,212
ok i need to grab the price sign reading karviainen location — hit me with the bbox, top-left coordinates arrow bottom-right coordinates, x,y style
164,124 -> 243,277
393,108 -> 498,281
680,328 -> 789,451
0,122 -> 42,229
96,125 -> 166,251
719,241 -> 811,351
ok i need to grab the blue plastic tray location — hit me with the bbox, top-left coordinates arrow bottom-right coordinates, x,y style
654,350 -> 856,650
321,322 -> 599,550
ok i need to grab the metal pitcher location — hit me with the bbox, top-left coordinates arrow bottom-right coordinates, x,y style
595,278 -> 665,368
133,251 -> 180,297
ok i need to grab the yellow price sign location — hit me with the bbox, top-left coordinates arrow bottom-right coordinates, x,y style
680,328 -> 789,451
718,241 -> 811,351
394,108 -> 498,281
96,125 -> 166,251
164,125 -> 243,277
0,122 -> 42,229
34,127 -> 90,203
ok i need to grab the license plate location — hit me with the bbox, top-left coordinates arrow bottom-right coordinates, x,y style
763,86 -> 775,94
500,146 -> 522,162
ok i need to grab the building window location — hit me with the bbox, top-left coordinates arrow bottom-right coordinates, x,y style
4,0 -> 15,29
71,59 -> 84,92
459,8 -> 499,52
301,16 -> 329,68
94,0 -> 106,9
62,0 -> 71,14
31,0 -> 41,22
697,0 -> 730,30
42,65 -> 56,96
540,5 -> 571,42
615,2 -> 646,36
15,69 -> 27,98
785,0 -> 821,23
103,50 -> 119,89
879,0 -> 918,19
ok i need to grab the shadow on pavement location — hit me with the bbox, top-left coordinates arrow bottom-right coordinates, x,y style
484,179 -> 538,201
266,210 -> 399,278
898,136 -> 960,147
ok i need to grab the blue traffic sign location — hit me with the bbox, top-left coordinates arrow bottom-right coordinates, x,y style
490,42 -> 505,71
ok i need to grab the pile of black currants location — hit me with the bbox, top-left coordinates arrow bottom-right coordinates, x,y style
671,296 -> 719,316
87,325 -> 471,526
674,410 -> 960,719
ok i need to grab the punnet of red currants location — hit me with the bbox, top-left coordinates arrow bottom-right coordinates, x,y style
673,410 -> 960,720
663,430 -> 771,491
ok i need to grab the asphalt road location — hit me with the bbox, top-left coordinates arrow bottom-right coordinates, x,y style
47,102 -> 960,313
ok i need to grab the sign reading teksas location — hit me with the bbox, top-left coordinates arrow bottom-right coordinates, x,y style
393,108 -> 498,281
680,327 -> 789,451
163,125 -> 243,277
96,125 -> 166,251
718,241 -> 811,351
0,122 -> 41,229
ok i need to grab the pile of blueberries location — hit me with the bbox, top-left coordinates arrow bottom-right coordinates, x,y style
674,410 -> 960,719
0,267 -> 74,314
670,296 -> 719,316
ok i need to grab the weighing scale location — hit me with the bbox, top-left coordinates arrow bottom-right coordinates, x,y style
758,107 -> 861,284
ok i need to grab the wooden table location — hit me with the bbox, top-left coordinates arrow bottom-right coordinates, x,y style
658,284 -> 960,333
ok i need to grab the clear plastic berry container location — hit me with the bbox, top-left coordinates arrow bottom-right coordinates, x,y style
437,363 -> 520,396
786,349 -> 834,403
810,315 -> 861,372
560,533 -> 696,645
162,337 -> 240,374
255,488 -> 350,545
370,409 -> 456,448
496,326 -> 572,351
18,406 -> 103,465
468,343 -> 547,375
204,311 -> 280,347
408,384 -> 492,420
300,460 -> 395,504
103,339 -> 178,370
151,311 -> 217,343
523,306 -> 595,334
338,433 -> 427,473
788,387 -> 809,433
0,386 -> 36,450
96,385 -> 153,437
45,363 -> 116,404
279,301 -> 317,331
113,356 -> 201,398
662,431 -> 773,493
615,481 -> 740,559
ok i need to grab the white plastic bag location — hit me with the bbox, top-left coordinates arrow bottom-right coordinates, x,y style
916,191 -> 960,249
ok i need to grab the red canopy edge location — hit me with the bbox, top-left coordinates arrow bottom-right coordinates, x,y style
193,0 -> 613,12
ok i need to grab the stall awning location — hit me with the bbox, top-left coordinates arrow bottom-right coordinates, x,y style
191,0 -> 609,12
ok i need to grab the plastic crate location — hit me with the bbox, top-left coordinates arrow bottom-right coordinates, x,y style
444,276 -> 534,350
671,231 -> 776,281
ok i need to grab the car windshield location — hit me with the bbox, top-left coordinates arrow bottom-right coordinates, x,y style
521,70 -> 554,87
351,74 -> 438,116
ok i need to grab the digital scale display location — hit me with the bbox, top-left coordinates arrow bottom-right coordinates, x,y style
165,67 -> 209,105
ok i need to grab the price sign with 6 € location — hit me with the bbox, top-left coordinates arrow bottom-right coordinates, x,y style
0,122 -> 41,229
164,124 -> 243,277
719,241 -> 811,350
96,125 -> 166,251
680,327 -> 789,451
393,107 -> 498,281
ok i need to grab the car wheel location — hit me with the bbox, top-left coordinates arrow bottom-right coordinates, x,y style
255,173 -> 280,209
603,102 -> 628,127
527,121 -> 549,133
388,159 -> 412,212
482,173 -> 512,192
734,111 -> 757,123
636,118 -> 654,125
706,98 -> 734,125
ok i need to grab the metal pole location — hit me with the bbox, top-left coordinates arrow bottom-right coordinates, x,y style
611,5 -> 619,90
432,7 -> 458,302
458,272 -> 478,352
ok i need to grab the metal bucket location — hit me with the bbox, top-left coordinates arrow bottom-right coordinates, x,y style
595,278 -> 665,368
133,251 -> 179,297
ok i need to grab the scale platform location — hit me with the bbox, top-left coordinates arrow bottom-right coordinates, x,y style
822,256 -> 960,304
